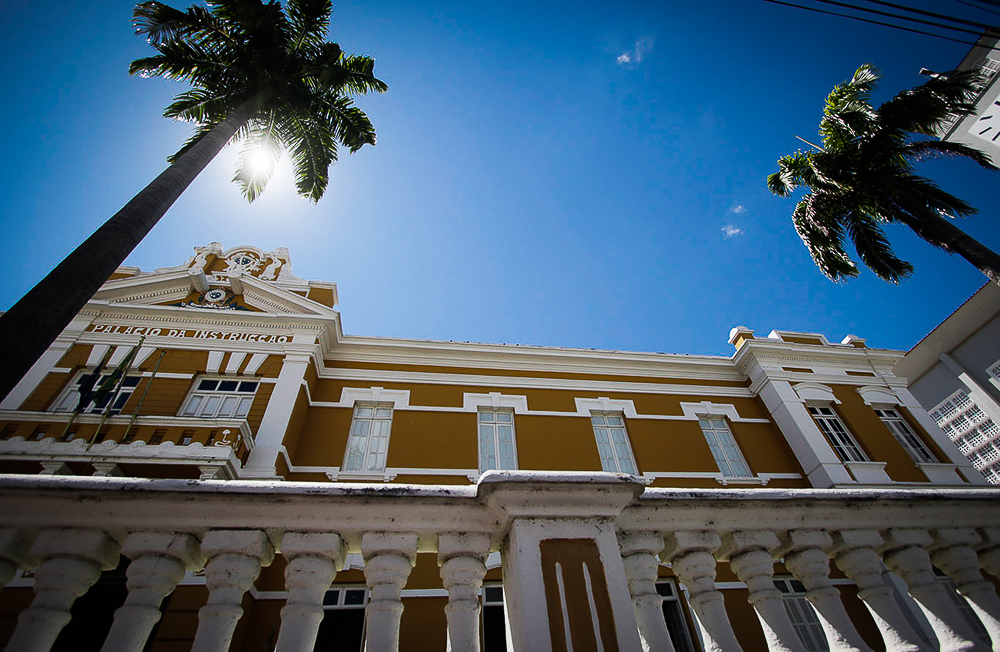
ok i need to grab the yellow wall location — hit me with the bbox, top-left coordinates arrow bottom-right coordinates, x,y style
833,386 -> 926,483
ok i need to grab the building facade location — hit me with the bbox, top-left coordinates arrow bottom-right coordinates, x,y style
0,244 -> 998,652
896,282 -> 1000,484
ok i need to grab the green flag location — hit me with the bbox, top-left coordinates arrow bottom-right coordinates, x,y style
90,344 -> 140,411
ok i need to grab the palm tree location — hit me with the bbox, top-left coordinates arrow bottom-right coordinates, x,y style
768,64 -> 1000,286
0,0 -> 386,400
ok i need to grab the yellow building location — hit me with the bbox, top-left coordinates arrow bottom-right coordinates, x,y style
0,243 -> 997,652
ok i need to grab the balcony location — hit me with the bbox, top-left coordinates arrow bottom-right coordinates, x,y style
0,472 -> 998,652
0,410 -> 252,479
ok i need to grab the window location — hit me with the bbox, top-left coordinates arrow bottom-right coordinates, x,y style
774,578 -> 829,652
180,379 -> 258,419
807,406 -> 867,462
591,412 -> 637,474
874,408 -> 937,463
51,372 -> 141,415
478,410 -> 517,472
343,404 -> 393,473
654,580 -> 695,652
698,417 -> 751,477
482,583 -> 507,652
931,391 -> 990,443
933,569 -> 990,643
314,586 -> 367,652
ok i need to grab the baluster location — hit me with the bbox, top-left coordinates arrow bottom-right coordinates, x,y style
975,527 -> 1000,580
720,530 -> 806,652
4,528 -> 120,652
663,530 -> 744,652
0,528 -> 37,587
879,528 -> 986,652
930,528 -> 1000,647
190,529 -> 276,652
438,532 -> 490,652
828,530 -> 929,652
101,532 -> 204,652
273,532 -> 344,652
619,531 -> 675,652
779,529 -> 873,652
362,531 -> 418,652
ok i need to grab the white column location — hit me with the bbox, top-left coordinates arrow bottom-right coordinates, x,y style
5,528 -> 121,652
619,531 -> 675,652
779,529 -> 873,652
662,530 -> 744,652
243,352 -> 310,478
274,532 -> 344,652
755,378 -> 852,487
828,530 -> 930,652
438,532 -> 490,652
0,335 -> 77,410
879,528 -> 985,652
720,530 -> 806,652
0,528 -> 38,587
930,528 -> 1000,647
362,531 -> 418,652
101,532 -> 205,652
190,529 -> 276,652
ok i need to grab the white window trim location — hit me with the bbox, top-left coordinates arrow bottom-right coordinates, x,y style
793,382 -> 840,405
463,392 -> 528,414
697,415 -> 752,478
855,385 -> 902,407
338,387 -> 410,409
178,376 -> 260,419
874,407 -> 937,464
807,405 -> 868,463
590,411 -> 639,475
477,408 -> 518,473
575,397 -> 638,418
340,403 -> 395,478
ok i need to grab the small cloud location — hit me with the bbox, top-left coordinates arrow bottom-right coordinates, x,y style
722,225 -> 744,239
616,36 -> 654,66
730,203 -> 746,214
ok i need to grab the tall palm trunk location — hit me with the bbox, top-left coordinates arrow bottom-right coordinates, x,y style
0,89 -> 273,402
894,194 -> 1000,286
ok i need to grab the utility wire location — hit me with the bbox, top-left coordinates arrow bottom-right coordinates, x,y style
762,0 -> 1000,50
811,0 -> 987,37
857,0 -> 1000,31
951,0 -> 1000,18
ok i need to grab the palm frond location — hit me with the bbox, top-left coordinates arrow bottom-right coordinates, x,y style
845,212 -> 913,283
233,112 -> 283,201
891,173 -> 978,217
902,139 -> 997,170
791,195 -> 860,281
286,0 -> 332,53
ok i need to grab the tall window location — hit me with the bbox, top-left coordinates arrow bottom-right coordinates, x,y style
774,578 -> 829,652
343,404 -> 393,473
478,410 -> 517,472
51,372 -> 141,415
482,583 -> 507,652
698,417 -> 751,477
807,406 -> 867,462
180,379 -> 258,418
591,412 -> 637,474
874,408 -> 937,463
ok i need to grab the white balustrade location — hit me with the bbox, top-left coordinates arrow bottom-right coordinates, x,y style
880,528 -> 986,652
0,475 -> 996,652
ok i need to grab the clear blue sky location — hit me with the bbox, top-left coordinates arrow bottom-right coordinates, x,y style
1,0 -> 998,357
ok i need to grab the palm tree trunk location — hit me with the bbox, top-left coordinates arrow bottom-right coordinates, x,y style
895,194 -> 1000,286
0,89 -> 274,402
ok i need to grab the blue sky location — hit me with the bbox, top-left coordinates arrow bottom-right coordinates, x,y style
1,0 -> 998,357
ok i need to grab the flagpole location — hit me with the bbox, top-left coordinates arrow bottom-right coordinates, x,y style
124,349 -> 165,439
87,336 -> 144,451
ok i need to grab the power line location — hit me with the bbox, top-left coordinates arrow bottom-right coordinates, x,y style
856,0 -> 1000,31
810,0 -> 987,37
950,0 -> 1000,19
761,0 -> 1000,48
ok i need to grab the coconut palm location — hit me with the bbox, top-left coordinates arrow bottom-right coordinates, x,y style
768,64 -> 1000,286
0,0 -> 386,399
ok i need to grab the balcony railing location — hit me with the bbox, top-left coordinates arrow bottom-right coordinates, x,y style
0,411 -> 253,479
0,472 -> 998,652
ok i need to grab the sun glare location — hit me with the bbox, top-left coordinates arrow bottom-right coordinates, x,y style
247,147 -> 274,176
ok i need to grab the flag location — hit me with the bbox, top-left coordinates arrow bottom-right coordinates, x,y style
74,346 -> 115,413
90,343 -> 141,412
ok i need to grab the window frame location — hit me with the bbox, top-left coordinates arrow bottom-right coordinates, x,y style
873,408 -> 937,464
774,577 -> 830,651
807,405 -> 868,463
50,370 -> 141,416
590,411 -> 638,475
341,403 -> 394,475
178,377 -> 260,420
697,416 -> 752,478
477,408 -> 518,473
654,579 -> 696,652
